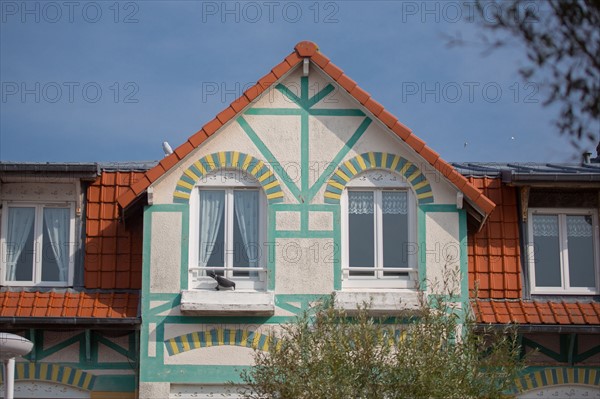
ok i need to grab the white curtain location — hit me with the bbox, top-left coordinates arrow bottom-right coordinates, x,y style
533,215 -> 559,237
567,215 -> 593,237
5,207 -> 35,281
43,208 -> 70,282
382,191 -> 407,215
348,191 -> 374,214
199,190 -> 225,268
234,190 -> 259,268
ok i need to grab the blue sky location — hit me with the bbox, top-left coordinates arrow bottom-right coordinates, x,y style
0,1 -> 595,163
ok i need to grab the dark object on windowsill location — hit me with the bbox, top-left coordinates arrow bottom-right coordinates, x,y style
208,271 -> 236,291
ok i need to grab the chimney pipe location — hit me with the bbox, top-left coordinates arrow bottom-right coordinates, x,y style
582,152 -> 592,164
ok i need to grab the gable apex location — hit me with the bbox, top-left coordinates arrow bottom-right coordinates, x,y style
117,41 -> 495,220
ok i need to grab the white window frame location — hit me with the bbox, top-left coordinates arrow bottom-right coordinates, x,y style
188,170 -> 267,291
0,201 -> 76,287
341,170 -> 417,290
528,208 -> 600,295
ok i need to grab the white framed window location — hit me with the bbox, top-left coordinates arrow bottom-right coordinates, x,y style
341,170 -> 417,289
1,202 -> 75,286
188,170 -> 267,291
528,208 -> 600,295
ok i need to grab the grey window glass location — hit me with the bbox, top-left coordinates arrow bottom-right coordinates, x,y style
382,191 -> 409,275
532,214 -> 561,287
348,191 -> 374,276
567,215 -> 596,287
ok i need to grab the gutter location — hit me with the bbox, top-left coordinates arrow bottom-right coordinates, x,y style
501,170 -> 600,184
476,323 -> 600,334
0,317 -> 140,329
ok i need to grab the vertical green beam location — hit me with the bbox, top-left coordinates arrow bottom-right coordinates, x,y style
301,77 -> 310,200
28,329 -> 36,361
418,206 -> 427,291
333,206 -> 342,290
85,329 -> 91,361
268,206 -> 277,291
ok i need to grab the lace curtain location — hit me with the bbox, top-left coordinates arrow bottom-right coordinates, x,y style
348,192 -> 374,214
567,215 -> 593,238
532,215 -> 558,237
382,192 -> 407,215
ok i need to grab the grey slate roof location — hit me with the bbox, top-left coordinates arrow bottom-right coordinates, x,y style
452,162 -> 600,181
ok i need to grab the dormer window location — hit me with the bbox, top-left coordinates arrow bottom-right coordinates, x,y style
1,202 -> 75,286
528,208 -> 599,295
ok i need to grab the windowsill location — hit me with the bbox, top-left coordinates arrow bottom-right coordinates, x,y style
180,290 -> 275,316
334,290 -> 421,315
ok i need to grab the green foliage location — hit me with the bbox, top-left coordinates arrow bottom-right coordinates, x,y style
239,295 -> 524,399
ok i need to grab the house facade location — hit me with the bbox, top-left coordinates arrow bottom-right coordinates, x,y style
1,42 -> 598,398
0,162 -> 150,398
111,41 -> 534,398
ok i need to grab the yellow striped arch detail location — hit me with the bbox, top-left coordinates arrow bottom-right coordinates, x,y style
165,328 -> 276,356
0,363 -> 96,391
173,151 -> 285,204
324,152 -> 434,205
513,367 -> 599,394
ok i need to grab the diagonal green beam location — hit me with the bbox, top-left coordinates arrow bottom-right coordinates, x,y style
96,333 -> 136,360
237,116 -> 302,201
307,84 -> 335,108
276,83 -> 302,107
307,117 -> 372,202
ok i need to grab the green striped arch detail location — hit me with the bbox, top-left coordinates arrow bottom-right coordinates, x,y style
0,363 -> 95,390
323,152 -> 434,204
173,151 -> 284,204
513,367 -> 599,393
165,328 -> 277,356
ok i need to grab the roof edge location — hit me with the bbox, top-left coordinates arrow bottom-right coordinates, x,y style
116,41 -> 495,217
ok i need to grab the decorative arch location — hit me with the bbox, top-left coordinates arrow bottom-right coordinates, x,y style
0,363 -> 95,391
165,328 -> 276,356
514,367 -> 599,394
323,152 -> 434,204
172,151 -> 284,204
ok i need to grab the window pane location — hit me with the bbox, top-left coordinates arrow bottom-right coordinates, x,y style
567,215 -> 596,288
6,207 -> 36,281
382,192 -> 409,275
233,190 -> 259,277
199,190 -> 225,274
42,208 -> 70,282
532,214 -> 561,287
348,191 -> 374,276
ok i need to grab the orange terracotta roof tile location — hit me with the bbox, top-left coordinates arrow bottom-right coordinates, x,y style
473,299 -> 600,325
468,178 -> 522,299
85,171 -> 144,289
115,41 -> 495,219
0,291 -> 139,319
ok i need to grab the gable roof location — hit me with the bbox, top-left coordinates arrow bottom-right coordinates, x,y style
116,41 -> 495,217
